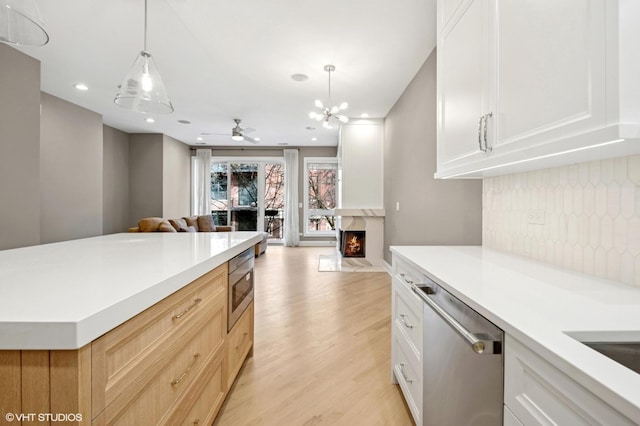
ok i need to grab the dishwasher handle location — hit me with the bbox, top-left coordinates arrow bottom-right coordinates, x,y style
412,286 -> 499,355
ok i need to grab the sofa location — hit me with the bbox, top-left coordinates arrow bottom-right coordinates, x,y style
129,215 -> 268,256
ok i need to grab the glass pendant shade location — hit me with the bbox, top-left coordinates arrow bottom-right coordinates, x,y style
114,50 -> 174,114
0,0 -> 49,46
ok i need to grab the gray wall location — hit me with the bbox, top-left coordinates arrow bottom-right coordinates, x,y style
0,44 -> 41,250
162,135 -> 191,219
211,146 -> 338,242
103,125 -> 130,234
129,134 -> 164,226
383,49 -> 483,263
40,93 -> 103,244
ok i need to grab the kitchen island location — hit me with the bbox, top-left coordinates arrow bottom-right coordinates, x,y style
391,246 -> 640,425
0,231 -> 262,425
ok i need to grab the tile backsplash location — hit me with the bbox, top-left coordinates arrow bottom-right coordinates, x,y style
483,155 -> 640,286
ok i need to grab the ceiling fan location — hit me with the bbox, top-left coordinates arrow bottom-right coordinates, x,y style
202,119 -> 259,143
231,119 -> 259,143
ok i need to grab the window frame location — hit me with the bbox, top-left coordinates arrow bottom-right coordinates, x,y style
303,157 -> 338,237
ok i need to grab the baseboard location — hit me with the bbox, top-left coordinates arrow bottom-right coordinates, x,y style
298,240 -> 337,247
383,259 -> 392,276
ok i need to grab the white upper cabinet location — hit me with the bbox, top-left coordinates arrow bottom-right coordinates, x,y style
437,0 -> 494,173
435,0 -> 640,178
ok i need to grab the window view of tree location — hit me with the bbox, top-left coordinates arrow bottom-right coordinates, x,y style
209,161 -> 284,238
306,160 -> 337,234
264,163 -> 284,239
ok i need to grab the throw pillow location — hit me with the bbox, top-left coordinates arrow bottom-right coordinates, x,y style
185,226 -> 197,232
197,215 -> 217,232
169,218 -> 189,232
183,216 -> 199,231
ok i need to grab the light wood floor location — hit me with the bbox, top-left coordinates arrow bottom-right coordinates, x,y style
214,246 -> 413,426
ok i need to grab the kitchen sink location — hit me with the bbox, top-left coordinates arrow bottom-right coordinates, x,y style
566,332 -> 640,375
581,342 -> 640,375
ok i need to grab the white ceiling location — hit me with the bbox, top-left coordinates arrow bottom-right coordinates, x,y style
14,0 -> 436,147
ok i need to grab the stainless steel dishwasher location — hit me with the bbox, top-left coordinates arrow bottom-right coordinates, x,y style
412,278 -> 504,426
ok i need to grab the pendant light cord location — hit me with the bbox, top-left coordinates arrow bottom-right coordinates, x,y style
143,0 -> 148,52
327,68 -> 332,102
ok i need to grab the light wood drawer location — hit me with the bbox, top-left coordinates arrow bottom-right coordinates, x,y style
226,301 -> 254,388
164,346 -> 226,426
91,263 -> 227,417
100,295 -> 226,426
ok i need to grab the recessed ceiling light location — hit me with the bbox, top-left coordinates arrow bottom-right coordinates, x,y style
311,137 -> 317,141
291,73 -> 308,82
306,126 -> 316,131
360,113 -> 369,118
196,137 -> 204,141
74,83 -> 88,91
254,137 -> 261,141
145,117 -> 155,123
178,119 -> 191,124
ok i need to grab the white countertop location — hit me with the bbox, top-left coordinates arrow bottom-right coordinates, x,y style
0,232 -> 262,350
390,246 -> 640,421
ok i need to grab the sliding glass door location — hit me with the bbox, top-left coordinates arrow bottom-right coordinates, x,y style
210,160 -> 284,240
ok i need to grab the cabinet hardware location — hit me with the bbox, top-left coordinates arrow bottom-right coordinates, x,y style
478,116 -> 485,152
172,298 -> 202,321
483,112 -> 493,151
400,314 -> 413,329
399,272 -> 414,285
171,353 -> 201,386
399,363 -> 413,383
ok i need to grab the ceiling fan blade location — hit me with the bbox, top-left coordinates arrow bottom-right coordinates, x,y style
243,135 -> 259,144
200,132 -> 228,136
241,127 -> 256,134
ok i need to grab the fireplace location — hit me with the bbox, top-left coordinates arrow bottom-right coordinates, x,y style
340,230 -> 366,258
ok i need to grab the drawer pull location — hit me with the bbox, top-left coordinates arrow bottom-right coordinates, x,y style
171,353 -> 200,386
399,363 -> 413,383
399,314 -> 413,329
236,332 -> 249,350
172,298 -> 202,321
399,273 -> 414,285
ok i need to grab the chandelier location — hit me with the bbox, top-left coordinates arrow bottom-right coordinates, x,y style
309,65 -> 348,129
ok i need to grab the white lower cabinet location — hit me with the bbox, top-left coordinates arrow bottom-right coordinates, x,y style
391,255 -> 426,425
504,334 -> 635,425
504,405 -> 524,426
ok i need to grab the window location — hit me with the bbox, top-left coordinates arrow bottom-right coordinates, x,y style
208,159 -> 284,240
304,157 -> 338,236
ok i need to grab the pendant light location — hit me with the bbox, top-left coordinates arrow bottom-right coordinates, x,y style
309,65 -> 349,129
0,0 -> 49,46
114,0 -> 174,114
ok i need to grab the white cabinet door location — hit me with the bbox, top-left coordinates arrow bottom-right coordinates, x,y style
494,0 -> 606,154
436,0 -> 495,176
505,335 -> 636,426
437,0 -> 465,33
504,405 -> 524,426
